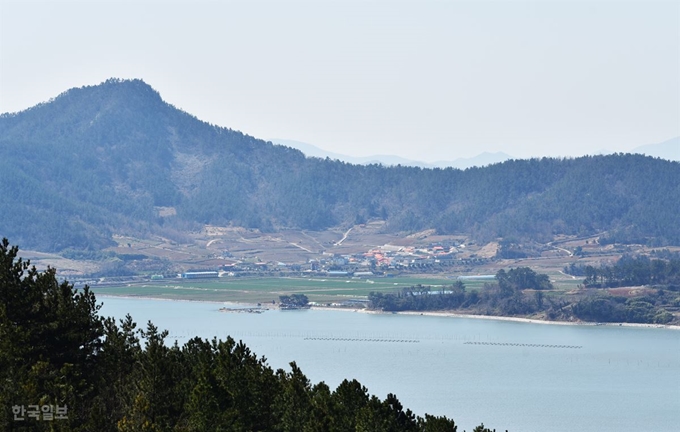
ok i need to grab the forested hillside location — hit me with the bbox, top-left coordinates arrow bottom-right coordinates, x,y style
1,78 -> 678,251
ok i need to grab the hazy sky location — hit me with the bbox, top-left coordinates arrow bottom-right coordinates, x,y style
1,0 -> 678,161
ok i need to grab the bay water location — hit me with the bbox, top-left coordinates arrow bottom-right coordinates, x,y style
99,297 -> 680,432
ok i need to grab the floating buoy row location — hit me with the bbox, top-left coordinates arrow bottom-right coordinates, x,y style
304,337 -> 419,343
464,341 -> 581,349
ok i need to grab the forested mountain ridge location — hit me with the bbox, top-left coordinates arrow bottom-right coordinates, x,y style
1,78 -> 679,251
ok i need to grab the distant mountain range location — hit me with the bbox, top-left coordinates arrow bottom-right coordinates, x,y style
1,78 -> 678,251
271,139 -> 513,169
273,137 -> 679,168
593,137 -> 679,160
629,137 -> 679,161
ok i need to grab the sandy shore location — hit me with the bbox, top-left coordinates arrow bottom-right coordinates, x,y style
395,310 -> 680,330
311,306 -> 680,330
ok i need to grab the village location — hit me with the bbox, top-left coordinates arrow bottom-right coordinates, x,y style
40,221 -> 648,287
176,240 -> 486,280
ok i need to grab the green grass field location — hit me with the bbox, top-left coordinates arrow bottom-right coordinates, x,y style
91,275 -> 496,304
92,272 -> 581,304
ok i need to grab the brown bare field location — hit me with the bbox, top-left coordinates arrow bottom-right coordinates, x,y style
19,222 -> 673,285
607,287 -> 658,297
17,250 -> 101,276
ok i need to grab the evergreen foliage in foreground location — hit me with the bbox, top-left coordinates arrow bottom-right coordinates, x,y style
0,239 -> 505,431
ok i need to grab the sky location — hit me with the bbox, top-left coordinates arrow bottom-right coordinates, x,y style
0,0 -> 678,161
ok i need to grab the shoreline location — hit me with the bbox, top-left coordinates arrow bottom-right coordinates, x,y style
310,306 -> 680,330
394,310 -> 680,330
96,294 -> 680,330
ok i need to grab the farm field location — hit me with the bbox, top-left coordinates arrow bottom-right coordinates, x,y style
93,276 -> 461,304
92,273 -> 578,304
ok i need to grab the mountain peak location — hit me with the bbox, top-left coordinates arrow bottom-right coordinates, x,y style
0,78 -> 171,141
98,77 -> 160,96
64,77 -> 164,107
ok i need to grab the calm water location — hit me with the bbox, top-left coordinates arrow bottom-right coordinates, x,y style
100,297 -> 680,432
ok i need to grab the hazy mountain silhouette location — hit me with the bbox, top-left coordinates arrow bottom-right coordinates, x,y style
630,137 -> 679,161
272,138 -> 513,169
